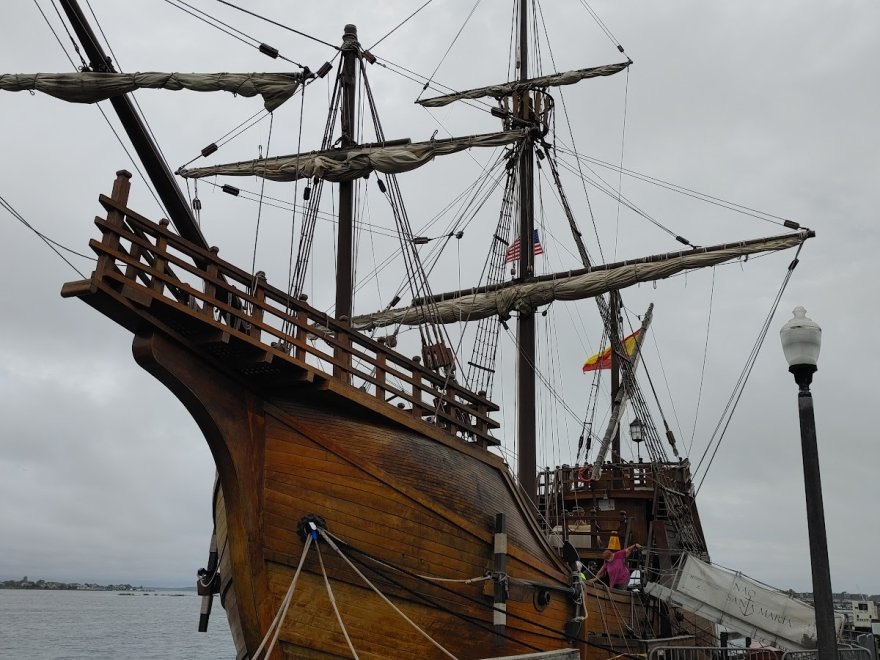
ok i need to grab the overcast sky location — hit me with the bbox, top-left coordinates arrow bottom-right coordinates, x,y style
1,0 -> 879,602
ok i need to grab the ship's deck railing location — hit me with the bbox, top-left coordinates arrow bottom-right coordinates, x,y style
537,462 -> 649,550
537,461 -> 695,549
80,171 -> 499,447
537,462 -> 659,497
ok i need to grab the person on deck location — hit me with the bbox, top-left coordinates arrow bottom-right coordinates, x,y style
587,543 -> 641,589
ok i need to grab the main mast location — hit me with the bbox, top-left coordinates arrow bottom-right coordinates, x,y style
516,1 -> 537,504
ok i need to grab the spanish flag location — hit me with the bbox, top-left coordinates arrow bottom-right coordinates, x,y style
582,330 -> 641,373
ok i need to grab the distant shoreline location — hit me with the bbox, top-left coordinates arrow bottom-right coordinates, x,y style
1,578 -> 198,592
1,578 -> 142,591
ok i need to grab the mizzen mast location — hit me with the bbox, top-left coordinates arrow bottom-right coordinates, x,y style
516,1 -> 538,504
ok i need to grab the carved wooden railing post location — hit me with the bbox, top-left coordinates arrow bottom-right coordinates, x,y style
292,294 -> 308,361
249,271 -> 266,341
202,246 -> 221,319
410,357 -> 423,419
447,395 -> 461,438
475,390 -> 489,448
335,317 -> 352,384
96,170 -> 132,279
375,349 -> 387,402
150,219 -> 170,295
123,241 -> 143,283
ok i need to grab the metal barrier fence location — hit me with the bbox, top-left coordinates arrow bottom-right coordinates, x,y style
648,646 -> 751,660
782,647 -> 873,660
648,645 -> 874,660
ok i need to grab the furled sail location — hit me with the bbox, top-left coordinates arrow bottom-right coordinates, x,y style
0,72 -> 303,111
645,554 -> 844,650
177,131 -> 522,183
416,62 -> 631,108
351,231 -> 813,330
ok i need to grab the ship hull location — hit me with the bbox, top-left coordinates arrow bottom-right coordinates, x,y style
65,180 -> 693,659
135,328 -> 582,658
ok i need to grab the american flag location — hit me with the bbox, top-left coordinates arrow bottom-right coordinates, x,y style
504,229 -> 544,263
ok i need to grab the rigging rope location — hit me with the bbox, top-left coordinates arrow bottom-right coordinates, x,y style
640,313 -> 687,449
162,0 -> 305,67
0,194 -> 92,278
77,0 -> 178,179
194,179 -> 400,240
367,0 -> 436,51
251,112 -> 273,274
36,0 -> 189,222
369,57 -> 494,115
316,543 -> 360,659
34,0 -> 169,216
552,150 -> 691,247
532,0 -> 606,264
359,59 -> 452,366
557,147 -> 800,229
417,0 -> 484,101
214,0 -> 339,50
46,0 -> 86,69
694,245 -> 805,494
318,529 -> 460,659
688,268 -> 715,456
613,67 -> 631,260
576,0 -> 625,52
290,65 -> 342,298
501,325 -> 585,428
320,528 -> 557,650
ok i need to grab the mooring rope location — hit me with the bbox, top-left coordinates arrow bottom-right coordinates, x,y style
355,550 -> 491,584
318,529 -> 460,659
588,582 -> 635,653
316,542 -> 360,659
251,533 -> 313,659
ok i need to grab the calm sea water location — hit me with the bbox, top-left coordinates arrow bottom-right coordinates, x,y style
0,589 -> 236,659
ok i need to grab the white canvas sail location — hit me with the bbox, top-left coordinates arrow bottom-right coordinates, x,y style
417,62 -> 630,107
645,555 -> 844,649
177,131 -> 522,183
0,72 -> 303,111
351,231 -> 812,331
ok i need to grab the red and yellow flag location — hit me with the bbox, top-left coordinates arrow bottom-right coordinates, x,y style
582,330 -> 641,373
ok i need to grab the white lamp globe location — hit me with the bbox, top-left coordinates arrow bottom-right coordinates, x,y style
780,306 -> 822,369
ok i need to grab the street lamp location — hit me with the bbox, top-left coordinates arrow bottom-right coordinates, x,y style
780,306 -> 837,660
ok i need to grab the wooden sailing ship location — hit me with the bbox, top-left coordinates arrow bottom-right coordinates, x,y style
4,1 -> 815,658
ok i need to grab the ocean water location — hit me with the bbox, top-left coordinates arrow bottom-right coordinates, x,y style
0,589 -> 236,659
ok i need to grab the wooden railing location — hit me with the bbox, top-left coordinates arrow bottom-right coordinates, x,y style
537,462 -> 655,497
537,461 -> 682,550
84,170 -> 500,447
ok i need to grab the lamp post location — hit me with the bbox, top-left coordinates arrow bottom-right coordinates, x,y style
629,417 -> 644,462
780,306 -> 836,660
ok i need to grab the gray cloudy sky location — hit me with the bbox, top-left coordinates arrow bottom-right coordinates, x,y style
1,0 -> 878,600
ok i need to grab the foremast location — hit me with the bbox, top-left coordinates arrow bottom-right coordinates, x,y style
56,0 -> 206,249
335,25 -> 358,378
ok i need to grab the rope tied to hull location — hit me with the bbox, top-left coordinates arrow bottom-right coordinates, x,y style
316,542 -> 360,659
318,528 -> 461,660
251,532 -> 314,659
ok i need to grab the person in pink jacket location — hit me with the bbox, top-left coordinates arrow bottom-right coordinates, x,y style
587,543 -> 641,589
